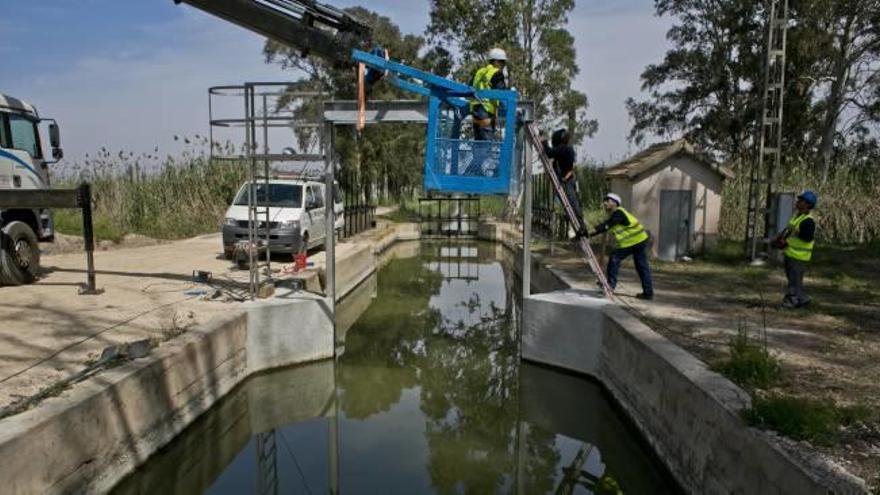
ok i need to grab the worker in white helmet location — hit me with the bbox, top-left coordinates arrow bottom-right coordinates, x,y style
469,48 -> 508,142
588,193 -> 654,300
464,48 -> 509,176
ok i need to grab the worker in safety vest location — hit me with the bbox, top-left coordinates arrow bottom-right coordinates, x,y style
587,193 -> 654,300
773,190 -> 817,309
469,48 -> 508,141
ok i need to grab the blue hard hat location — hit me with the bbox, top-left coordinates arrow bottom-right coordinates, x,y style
797,190 -> 817,207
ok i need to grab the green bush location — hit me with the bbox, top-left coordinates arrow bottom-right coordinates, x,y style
54,138 -> 247,240
744,394 -> 872,445
712,326 -> 782,390
719,159 -> 880,245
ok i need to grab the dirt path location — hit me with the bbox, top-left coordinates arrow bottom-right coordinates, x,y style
534,240 -> 880,488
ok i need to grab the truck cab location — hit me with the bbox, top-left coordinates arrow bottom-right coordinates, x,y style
0,93 -> 63,285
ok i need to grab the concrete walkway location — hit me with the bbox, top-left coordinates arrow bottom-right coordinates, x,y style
0,229 -> 391,410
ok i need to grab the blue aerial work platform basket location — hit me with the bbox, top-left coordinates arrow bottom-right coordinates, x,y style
352,49 -> 520,195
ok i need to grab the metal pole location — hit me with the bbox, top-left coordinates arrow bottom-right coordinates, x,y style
245,85 -> 256,299
522,130 -> 533,302
78,183 -> 97,294
324,122 -> 337,335
208,90 -> 214,161
263,92 -> 272,274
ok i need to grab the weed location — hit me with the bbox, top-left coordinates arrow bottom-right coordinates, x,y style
157,312 -> 192,343
744,394 -> 872,445
712,323 -> 782,390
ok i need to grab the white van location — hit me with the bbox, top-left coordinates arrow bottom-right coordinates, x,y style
222,178 -> 343,258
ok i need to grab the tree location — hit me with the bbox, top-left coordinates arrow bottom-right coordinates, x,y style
427,0 -> 598,143
628,0 -> 880,172
625,1 -> 767,161
801,0 -> 880,179
263,7 -> 428,203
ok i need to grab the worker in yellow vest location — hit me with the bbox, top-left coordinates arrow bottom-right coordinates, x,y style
465,48 -> 508,176
773,190 -> 817,309
587,193 -> 654,300
469,48 -> 508,142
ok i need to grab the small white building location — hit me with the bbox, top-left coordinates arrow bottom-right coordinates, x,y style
605,140 -> 734,261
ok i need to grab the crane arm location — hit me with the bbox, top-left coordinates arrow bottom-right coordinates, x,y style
174,0 -> 371,64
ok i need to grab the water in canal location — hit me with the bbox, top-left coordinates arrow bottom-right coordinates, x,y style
114,242 -> 679,494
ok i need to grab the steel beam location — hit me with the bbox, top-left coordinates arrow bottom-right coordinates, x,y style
322,100 -> 428,124
0,190 -> 80,209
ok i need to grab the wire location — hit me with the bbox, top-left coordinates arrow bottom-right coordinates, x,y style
278,428 -> 314,495
0,294 -> 200,385
613,293 -> 726,348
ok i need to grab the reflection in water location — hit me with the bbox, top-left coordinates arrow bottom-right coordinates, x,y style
113,242 -> 678,494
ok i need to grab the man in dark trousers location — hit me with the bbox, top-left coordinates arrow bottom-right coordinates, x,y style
541,128 -> 586,237
774,190 -> 818,309
588,193 -> 654,300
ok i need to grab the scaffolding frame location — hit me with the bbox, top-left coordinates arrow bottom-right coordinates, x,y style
745,0 -> 790,260
209,83 -> 326,298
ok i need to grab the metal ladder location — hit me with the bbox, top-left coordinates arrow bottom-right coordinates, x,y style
524,123 -> 613,298
745,0 -> 789,260
256,430 -> 279,495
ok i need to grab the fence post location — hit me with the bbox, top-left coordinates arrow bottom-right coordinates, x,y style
78,183 -> 99,295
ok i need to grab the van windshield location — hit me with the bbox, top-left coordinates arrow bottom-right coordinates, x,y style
234,184 -> 303,208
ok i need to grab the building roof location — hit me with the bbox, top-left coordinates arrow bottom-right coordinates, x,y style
605,139 -> 734,181
0,93 -> 38,117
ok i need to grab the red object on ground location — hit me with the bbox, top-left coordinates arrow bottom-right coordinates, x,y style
294,253 -> 307,272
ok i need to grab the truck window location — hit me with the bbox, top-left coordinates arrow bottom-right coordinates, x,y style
0,114 -> 9,148
8,114 -> 42,159
233,183 -> 303,207
313,185 -> 325,208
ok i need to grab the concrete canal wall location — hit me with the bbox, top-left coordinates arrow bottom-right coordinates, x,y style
522,290 -> 867,495
0,224 -> 417,495
0,220 -> 863,494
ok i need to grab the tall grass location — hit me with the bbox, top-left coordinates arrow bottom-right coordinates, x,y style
719,158 -> 880,245
54,137 -> 247,240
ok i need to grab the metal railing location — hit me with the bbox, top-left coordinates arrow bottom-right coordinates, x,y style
418,196 -> 480,237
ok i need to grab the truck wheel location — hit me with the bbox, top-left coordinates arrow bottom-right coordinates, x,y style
0,221 -> 41,285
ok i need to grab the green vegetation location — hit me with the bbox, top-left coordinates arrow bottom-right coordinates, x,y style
719,161 -> 880,245
711,325 -> 782,391
54,139 -> 246,240
745,394 -> 874,445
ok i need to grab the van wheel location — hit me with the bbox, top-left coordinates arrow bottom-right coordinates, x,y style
0,221 -> 41,285
301,232 -> 310,252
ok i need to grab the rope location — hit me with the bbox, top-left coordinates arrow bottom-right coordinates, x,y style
0,295 -> 200,385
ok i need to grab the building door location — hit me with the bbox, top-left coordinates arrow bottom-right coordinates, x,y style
659,190 -> 692,261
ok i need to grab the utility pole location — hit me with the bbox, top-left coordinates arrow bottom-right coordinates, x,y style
745,0 -> 790,261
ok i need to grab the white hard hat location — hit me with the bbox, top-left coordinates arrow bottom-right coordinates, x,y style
488,48 -> 507,62
605,193 -> 622,205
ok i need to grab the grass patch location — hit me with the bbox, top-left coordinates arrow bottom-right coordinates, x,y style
711,325 -> 782,390
53,209 -> 126,243
745,394 -> 873,445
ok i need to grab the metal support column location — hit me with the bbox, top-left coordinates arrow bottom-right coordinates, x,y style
324,122 -> 337,340
522,127 -> 533,303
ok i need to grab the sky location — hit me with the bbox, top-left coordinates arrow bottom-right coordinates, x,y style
0,0 -> 672,167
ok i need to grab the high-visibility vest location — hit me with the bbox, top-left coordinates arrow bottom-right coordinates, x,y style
784,213 -> 815,262
469,64 -> 501,115
610,207 -> 649,249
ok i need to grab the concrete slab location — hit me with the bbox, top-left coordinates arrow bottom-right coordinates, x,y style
522,289 -> 609,375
